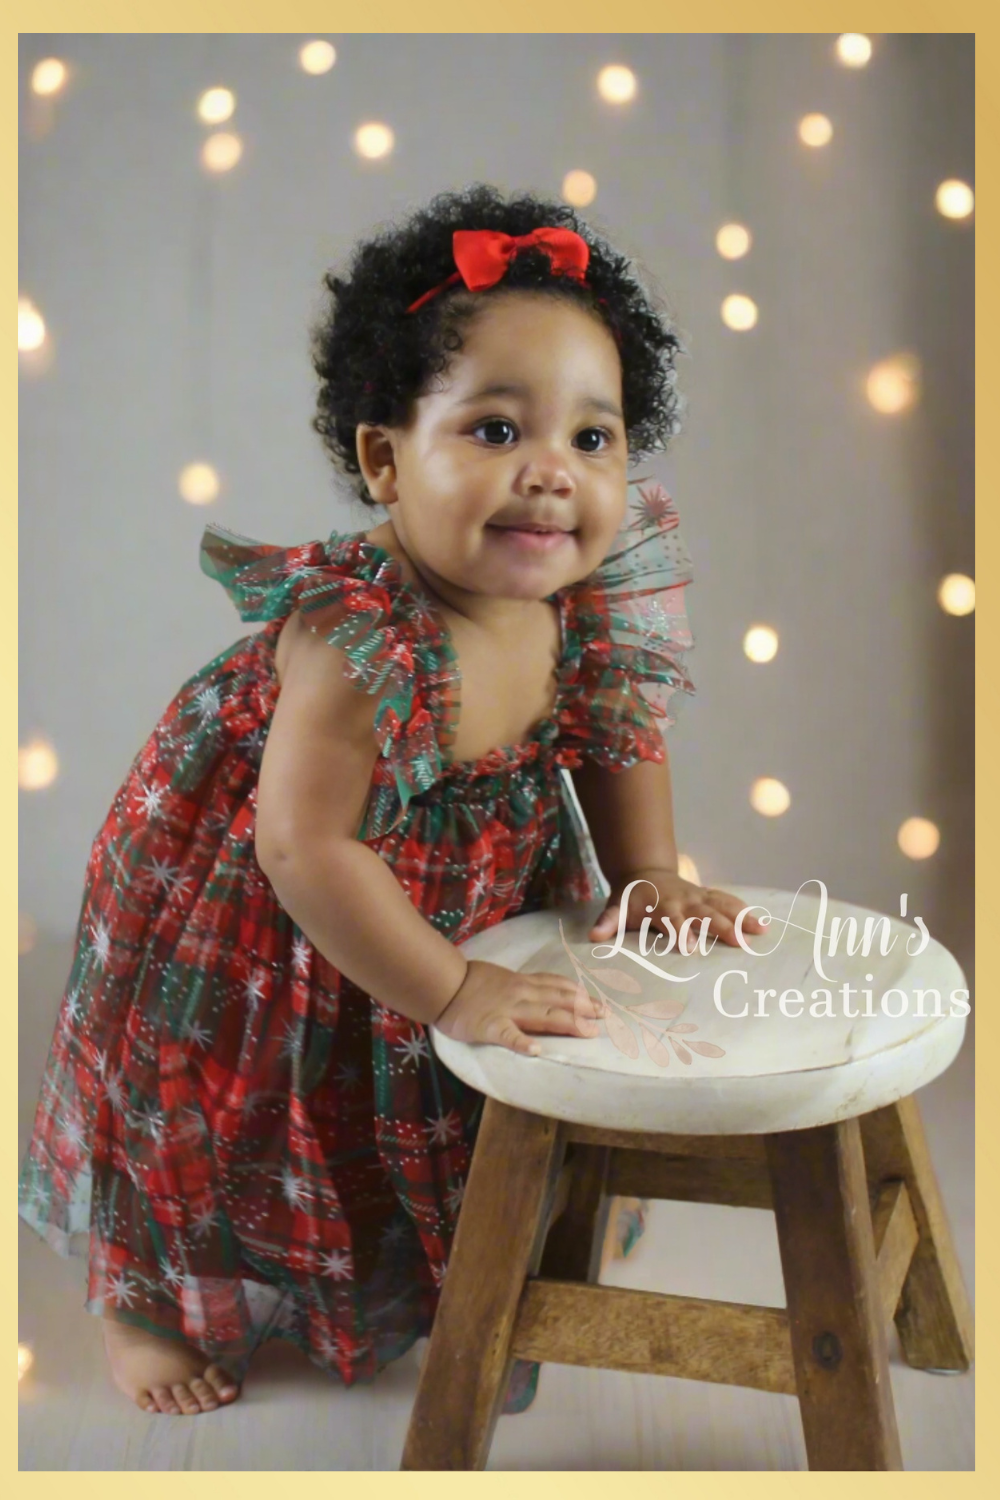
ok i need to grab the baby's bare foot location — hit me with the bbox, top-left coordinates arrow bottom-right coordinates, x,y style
102,1311 -> 241,1415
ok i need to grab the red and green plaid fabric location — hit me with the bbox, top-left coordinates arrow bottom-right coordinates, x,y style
18,478 -> 694,1409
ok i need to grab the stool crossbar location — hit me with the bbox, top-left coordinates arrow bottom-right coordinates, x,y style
400,1094 -> 973,1471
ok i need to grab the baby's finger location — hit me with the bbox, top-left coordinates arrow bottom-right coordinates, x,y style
482,1017 -> 542,1057
527,974 -> 601,1016
703,890 -> 768,931
688,903 -> 740,947
659,906 -> 701,954
517,1000 -> 602,1037
589,905 -> 620,936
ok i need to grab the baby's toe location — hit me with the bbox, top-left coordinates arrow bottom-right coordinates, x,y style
150,1385 -> 180,1414
189,1377 -> 220,1412
204,1363 -> 240,1402
136,1389 -> 159,1414
171,1382 -> 201,1415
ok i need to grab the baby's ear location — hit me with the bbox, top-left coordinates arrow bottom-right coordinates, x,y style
355,424 -> 400,502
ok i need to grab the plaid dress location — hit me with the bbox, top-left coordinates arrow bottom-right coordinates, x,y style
18,476 -> 694,1411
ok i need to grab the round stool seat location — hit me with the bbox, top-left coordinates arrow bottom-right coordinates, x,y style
430,885 -> 968,1134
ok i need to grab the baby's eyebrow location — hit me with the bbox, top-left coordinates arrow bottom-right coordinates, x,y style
456,382 -> 623,420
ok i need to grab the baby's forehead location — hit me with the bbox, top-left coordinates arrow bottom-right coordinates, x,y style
432,305 -> 621,383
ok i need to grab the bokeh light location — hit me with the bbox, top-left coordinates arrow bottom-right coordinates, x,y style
721,294 -> 758,331
299,40 -> 337,75
677,854 -> 701,886
178,462 -> 220,505
898,817 -> 940,860
750,778 -> 791,817
18,1344 -> 34,1381
31,58 -> 67,96
866,353 -> 921,414
938,573 -> 975,616
597,65 -> 637,104
799,113 -> 833,147
836,34 -> 873,67
18,297 -> 46,352
18,736 -> 59,791
935,179 -> 974,219
197,87 -> 235,125
562,170 -> 597,207
353,123 -> 394,160
716,223 -> 751,259
744,625 -> 779,663
201,132 -> 243,173
19,914 -> 38,957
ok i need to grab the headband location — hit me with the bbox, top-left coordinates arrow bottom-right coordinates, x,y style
406,227 -> 591,313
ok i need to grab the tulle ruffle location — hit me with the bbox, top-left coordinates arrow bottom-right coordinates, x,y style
555,475 -> 696,770
199,473 -> 695,831
200,526 -> 460,838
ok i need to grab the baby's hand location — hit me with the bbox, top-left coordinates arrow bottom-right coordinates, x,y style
434,959 -> 602,1056
589,866 -> 768,954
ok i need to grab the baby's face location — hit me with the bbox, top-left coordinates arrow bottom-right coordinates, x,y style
357,291 -> 628,604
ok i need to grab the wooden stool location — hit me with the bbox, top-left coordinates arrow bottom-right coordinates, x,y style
400,887 -> 973,1471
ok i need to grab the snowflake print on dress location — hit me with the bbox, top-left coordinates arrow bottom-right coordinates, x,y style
318,1248 -> 354,1281
135,780 -> 168,819
18,473 -> 695,1407
334,1060 -> 363,1091
89,918 -> 112,971
426,1110 -> 463,1146
62,985 -> 84,1028
191,1202 -> 220,1241
396,1031 -> 431,1069
107,1270 -> 139,1309
102,1070 -> 127,1114
281,1166 -> 310,1211
160,1261 -> 186,1293
291,934 -> 312,976
57,1113 -> 87,1156
182,1018 -> 213,1051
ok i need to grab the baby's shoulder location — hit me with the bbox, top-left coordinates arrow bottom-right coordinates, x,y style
273,601 -> 353,689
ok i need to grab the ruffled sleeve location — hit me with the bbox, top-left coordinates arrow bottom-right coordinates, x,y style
555,476 -> 696,770
199,524 -> 459,840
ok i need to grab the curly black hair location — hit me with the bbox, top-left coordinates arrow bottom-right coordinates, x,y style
309,183 -> 687,507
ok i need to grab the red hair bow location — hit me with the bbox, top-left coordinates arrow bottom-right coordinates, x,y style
406,227 -> 591,313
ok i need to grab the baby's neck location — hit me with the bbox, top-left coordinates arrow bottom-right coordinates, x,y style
362,520 -> 551,640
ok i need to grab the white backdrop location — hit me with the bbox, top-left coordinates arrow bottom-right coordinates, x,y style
18,33 -> 973,988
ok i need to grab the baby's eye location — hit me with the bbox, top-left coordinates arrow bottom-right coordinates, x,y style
471,419 -> 614,452
575,427 -> 612,453
472,418 -> 517,445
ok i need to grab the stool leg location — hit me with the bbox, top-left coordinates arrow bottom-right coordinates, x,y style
859,1095 -> 974,1371
766,1118 -> 903,1470
538,1143 -> 611,1282
400,1099 -> 564,1470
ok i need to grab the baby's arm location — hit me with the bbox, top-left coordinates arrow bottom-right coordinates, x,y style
571,746 -> 767,948
571,752 -> 680,880
255,608 -> 468,1026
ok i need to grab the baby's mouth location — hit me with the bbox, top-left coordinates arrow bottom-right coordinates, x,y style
485,524 -> 576,551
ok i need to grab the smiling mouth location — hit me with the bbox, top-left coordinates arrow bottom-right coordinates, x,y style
485,524 -> 576,551
487,524 -> 576,534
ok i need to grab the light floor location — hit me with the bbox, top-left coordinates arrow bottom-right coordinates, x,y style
19,935 -> 974,1471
